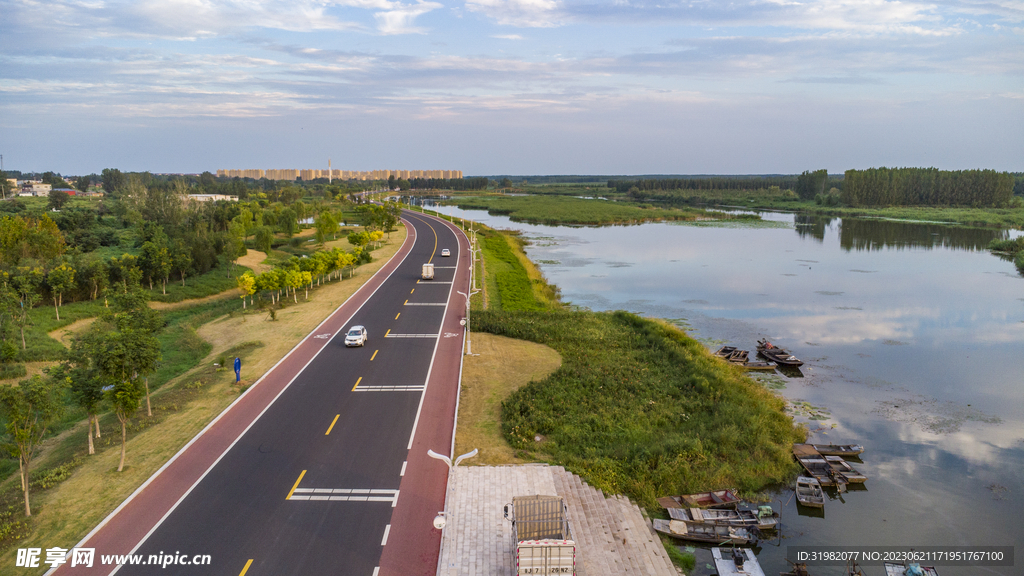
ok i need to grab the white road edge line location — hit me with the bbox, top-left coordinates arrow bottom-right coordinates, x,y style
54,219 -> 420,576
381,524 -> 391,546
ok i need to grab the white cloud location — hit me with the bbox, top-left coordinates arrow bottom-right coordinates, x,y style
493,33 -> 524,39
375,0 -> 444,34
466,0 -> 562,27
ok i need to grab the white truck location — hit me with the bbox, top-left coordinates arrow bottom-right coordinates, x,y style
421,263 -> 434,280
504,495 -> 576,575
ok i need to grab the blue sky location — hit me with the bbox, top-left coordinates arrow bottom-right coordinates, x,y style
1,0 -> 1022,175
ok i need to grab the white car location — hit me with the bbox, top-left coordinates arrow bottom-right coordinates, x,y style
344,325 -> 368,347
441,249 -> 451,257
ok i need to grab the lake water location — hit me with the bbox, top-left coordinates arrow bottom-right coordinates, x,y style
429,203 -> 1024,576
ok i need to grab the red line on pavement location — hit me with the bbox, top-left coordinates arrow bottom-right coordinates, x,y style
378,212 -> 471,576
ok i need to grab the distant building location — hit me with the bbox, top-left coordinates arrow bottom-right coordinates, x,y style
189,194 -> 238,202
217,168 -> 463,182
30,182 -> 52,195
52,188 -> 77,196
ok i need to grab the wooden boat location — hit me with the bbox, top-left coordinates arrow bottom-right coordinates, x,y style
795,476 -> 824,508
658,489 -> 740,509
667,506 -> 779,530
714,547 -> 766,576
652,519 -> 757,545
825,456 -> 868,483
716,346 -> 778,371
796,456 -> 847,489
811,443 -> 864,457
713,547 -> 766,576
884,562 -> 939,576
714,346 -> 740,359
757,339 -> 804,367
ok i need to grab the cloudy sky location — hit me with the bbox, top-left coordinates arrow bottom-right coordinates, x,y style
1,0 -> 1022,175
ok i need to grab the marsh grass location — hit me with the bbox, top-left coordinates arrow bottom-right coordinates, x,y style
449,195 -> 712,226
476,309 -> 804,509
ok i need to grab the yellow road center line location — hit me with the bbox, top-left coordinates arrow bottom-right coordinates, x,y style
404,299 -> 408,305
239,559 -> 254,576
410,288 -> 415,294
287,470 -> 306,500
325,414 -> 340,435
371,349 -> 378,361
352,376 -> 362,391
395,312 -> 401,320
385,329 -> 391,337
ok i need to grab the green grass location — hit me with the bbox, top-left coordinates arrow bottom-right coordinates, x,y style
149,298 -> 240,391
447,194 -> 716,226
0,364 -> 27,381
479,309 -> 803,508
19,299 -> 109,362
148,261 -> 252,303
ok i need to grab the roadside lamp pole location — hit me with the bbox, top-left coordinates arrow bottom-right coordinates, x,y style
427,448 -> 478,576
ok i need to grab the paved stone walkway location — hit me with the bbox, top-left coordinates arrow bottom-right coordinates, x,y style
436,464 -> 678,576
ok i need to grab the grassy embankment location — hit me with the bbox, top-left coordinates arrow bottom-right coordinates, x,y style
0,226 -> 406,569
988,236 -> 1024,273
445,215 -> 804,505
446,194 -> 737,226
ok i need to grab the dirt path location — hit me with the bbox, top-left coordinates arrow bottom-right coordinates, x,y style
47,317 -> 98,348
236,248 -> 272,274
148,288 -> 238,310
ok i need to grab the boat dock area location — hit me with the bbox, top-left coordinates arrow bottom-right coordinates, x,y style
437,464 -> 677,576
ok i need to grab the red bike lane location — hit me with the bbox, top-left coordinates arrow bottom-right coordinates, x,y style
378,212 -> 471,576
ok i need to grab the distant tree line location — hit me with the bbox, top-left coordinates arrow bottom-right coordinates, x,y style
407,177 -> 489,191
841,168 -> 1015,207
608,176 -> 801,193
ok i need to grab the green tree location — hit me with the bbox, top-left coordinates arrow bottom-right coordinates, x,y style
93,288 -> 162,471
0,374 -> 67,515
237,272 -> 256,309
254,226 -> 275,254
48,189 -> 71,211
13,268 -> 43,349
74,176 -> 91,193
101,168 -> 126,195
62,339 -> 108,455
171,240 -> 194,287
314,211 -> 339,248
347,230 -> 370,249
47,263 -> 76,320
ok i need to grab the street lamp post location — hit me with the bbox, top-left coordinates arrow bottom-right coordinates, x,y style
427,448 -> 478,576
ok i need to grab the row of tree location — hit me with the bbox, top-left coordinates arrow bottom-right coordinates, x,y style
236,242 -> 376,308
608,176 -> 802,193
841,168 -> 1015,207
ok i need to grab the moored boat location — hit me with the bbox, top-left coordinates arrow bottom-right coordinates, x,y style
658,489 -> 741,509
757,338 -> 804,367
713,547 -> 766,576
652,519 -> 757,545
810,443 -> 864,457
795,476 -> 824,508
825,455 -> 868,483
796,456 -> 848,490
667,505 -> 779,531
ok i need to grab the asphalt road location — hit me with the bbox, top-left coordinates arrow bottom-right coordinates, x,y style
49,211 -> 466,576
